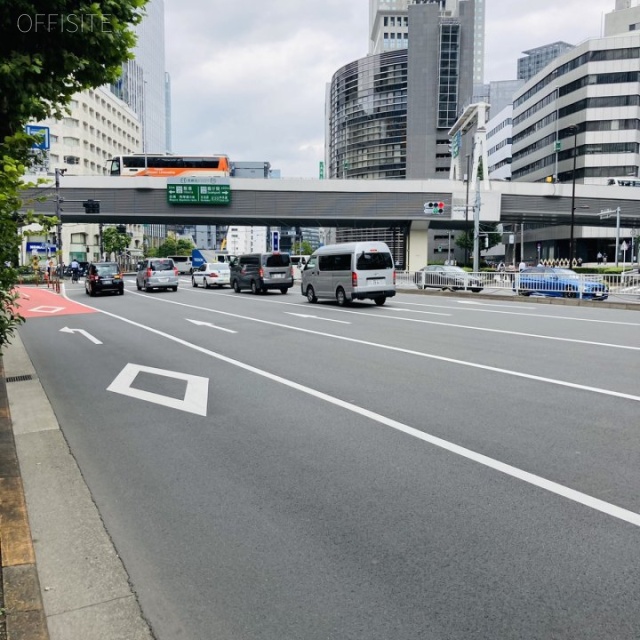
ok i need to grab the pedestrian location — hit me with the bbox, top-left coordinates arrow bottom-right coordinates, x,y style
603,253 -> 608,265
47,258 -> 54,282
597,251 -> 602,265
518,260 -> 526,272
577,257 -> 583,267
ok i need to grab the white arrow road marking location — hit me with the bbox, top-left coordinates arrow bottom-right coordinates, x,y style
107,363 -> 209,416
186,319 -> 237,334
285,313 -> 351,324
59,327 -> 103,344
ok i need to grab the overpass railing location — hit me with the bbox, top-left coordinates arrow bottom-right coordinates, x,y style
396,270 -> 640,302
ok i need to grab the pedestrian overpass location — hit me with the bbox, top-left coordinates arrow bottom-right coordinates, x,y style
22,175 -> 640,270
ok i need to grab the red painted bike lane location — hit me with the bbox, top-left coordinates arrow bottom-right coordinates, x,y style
14,286 -> 97,319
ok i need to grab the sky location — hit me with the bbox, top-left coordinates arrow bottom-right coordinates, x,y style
164,0 -> 616,178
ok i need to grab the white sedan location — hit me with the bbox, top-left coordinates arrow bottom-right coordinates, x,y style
191,262 -> 231,288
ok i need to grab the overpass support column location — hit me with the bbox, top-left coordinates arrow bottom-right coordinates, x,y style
407,223 -> 429,272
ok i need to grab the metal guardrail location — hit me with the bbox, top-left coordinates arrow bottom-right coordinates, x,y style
396,270 -> 640,302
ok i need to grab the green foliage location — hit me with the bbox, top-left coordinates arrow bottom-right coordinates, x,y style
0,1 -> 148,349
0,0 -> 149,140
455,222 -> 501,261
102,226 -> 131,256
291,240 -> 313,255
157,238 -> 194,257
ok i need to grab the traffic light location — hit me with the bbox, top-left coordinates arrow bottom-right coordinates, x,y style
425,201 -> 445,215
83,199 -> 100,213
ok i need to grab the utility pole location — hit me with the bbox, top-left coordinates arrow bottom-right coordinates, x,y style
465,154 -> 471,266
472,187 -> 481,273
599,207 -> 621,267
54,168 -> 66,276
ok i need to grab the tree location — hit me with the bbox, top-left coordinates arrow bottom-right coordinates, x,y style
0,0 -> 148,349
157,238 -> 194,257
291,240 -> 314,255
0,0 -> 148,141
102,226 -> 131,258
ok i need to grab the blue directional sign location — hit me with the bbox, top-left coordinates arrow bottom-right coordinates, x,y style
25,125 -> 50,150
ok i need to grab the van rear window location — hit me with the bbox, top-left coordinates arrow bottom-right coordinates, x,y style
151,260 -> 174,271
356,252 -> 393,270
265,255 -> 291,267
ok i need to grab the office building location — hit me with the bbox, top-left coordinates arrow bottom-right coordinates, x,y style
112,0 -> 167,153
510,31 -> 640,185
328,0 -> 478,181
605,0 -> 640,34
517,43 -> 575,82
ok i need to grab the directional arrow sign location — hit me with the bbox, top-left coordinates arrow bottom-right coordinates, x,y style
186,319 -> 237,334
59,327 -> 102,344
285,313 -> 351,324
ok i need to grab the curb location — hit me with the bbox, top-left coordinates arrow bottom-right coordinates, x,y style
0,359 -> 50,640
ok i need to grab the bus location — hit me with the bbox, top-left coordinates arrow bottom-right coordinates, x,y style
606,177 -> 640,187
108,154 -> 231,177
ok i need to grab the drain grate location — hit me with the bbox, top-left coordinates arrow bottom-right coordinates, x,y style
5,374 -> 34,383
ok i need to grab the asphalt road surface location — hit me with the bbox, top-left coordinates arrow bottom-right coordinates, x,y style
15,277 -> 640,640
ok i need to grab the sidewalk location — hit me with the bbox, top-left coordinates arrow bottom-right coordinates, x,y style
0,333 -> 154,640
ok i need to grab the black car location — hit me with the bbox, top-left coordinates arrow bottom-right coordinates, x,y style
85,262 -> 124,296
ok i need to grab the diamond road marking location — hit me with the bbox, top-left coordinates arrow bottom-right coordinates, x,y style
31,305 -> 65,314
107,363 -> 209,416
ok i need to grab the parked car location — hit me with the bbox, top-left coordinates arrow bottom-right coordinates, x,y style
515,267 -> 608,299
85,262 -> 124,296
414,265 -> 483,292
230,252 -> 294,294
192,262 -> 231,288
136,258 -> 179,292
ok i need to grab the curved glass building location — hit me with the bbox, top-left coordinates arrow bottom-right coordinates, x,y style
328,50 -> 409,180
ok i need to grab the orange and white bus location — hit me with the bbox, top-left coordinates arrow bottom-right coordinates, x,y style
108,154 -> 231,177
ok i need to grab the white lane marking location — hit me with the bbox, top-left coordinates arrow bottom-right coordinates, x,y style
145,289 -> 640,352
187,319 -> 237,333
125,292 -> 640,401
31,305 -> 65,314
81,302 -> 640,529
188,288 -> 452,317
59,327 -> 103,345
456,300 -> 537,309
393,299 -> 640,326
285,313 -> 351,324
107,363 -> 208,416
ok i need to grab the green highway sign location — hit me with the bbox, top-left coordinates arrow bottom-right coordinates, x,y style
167,177 -> 231,205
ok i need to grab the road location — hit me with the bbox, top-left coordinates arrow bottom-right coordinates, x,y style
12,278 -> 640,639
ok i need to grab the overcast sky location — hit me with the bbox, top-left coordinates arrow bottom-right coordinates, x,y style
164,0 -> 615,178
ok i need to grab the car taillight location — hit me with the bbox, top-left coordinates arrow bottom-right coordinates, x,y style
351,272 -> 358,287
174,268 -> 179,276
290,267 -> 294,277
393,270 -> 396,285
146,268 -> 152,277
210,272 -> 218,278
90,274 -> 99,281
259,267 -> 264,278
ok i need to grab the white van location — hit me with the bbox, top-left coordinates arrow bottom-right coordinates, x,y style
168,255 -> 193,275
300,242 -> 396,306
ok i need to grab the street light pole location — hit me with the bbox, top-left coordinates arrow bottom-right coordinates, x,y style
568,124 -> 578,265
465,154 -> 470,266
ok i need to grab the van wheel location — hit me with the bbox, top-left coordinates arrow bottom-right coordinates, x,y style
233,280 -> 241,293
306,286 -> 317,303
374,296 -> 386,306
336,287 -> 348,306
136,281 -> 142,291
251,280 -> 259,295
280,287 -> 288,294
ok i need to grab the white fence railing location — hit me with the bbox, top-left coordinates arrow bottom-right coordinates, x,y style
396,270 -> 640,301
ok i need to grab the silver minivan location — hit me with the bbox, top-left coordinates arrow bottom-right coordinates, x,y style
136,257 -> 180,292
301,242 -> 396,306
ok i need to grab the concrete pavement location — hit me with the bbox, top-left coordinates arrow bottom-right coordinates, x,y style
0,332 -> 154,640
